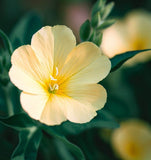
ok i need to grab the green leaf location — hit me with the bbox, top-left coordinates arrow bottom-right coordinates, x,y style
0,83 -> 22,117
97,19 -> 116,30
102,2 -> 114,20
41,125 -> 85,160
54,139 -> 75,160
0,30 -> 12,86
80,20 -> 91,41
42,109 -> 119,137
10,12 -> 43,50
92,32 -> 103,46
91,12 -> 100,28
0,29 -> 13,55
0,72 -> 10,86
0,113 -> 35,130
11,127 -> 42,160
91,0 -> 106,17
0,113 -> 85,159
0,113 -> 42,160
110,49 -> 151,72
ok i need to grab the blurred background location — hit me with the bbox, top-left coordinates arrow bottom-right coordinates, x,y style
0,0 -> 151,39
0,0 -> 151,159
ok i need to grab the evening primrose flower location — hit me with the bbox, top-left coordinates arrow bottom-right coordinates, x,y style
101,10 -> 151,66
112,119 -> 151,160
9,25 -> 111,125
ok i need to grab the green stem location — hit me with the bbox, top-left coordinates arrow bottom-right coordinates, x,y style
2,83 -> 14,116
0,29 -> 13,55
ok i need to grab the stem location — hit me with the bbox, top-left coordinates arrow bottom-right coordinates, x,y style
0,29 -> 13,55
2,83 -> 14,116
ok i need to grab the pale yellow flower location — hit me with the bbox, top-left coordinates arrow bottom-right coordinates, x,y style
9,25 -> 111,125
112,119 -> 151,160
101,10 -> 151,66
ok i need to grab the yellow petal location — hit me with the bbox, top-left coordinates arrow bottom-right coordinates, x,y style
59,42 -> 111,85
52,25 -> 76,70
63,84 -> 107,111
40,95 -> 67,125
31,25 -> 76,72
9,66 -> 45,94
10,45 -> 50,93
31,26 -> 54,74
20,92 -> 49,120
40,95 -> 96,124
64,96 -> 97,123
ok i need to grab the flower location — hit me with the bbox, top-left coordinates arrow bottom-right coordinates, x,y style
9,25 -> 111,125
101,10 -> 151,66
111,119 -> 151,160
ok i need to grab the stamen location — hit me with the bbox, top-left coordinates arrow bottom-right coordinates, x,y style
50,75 -> 57,81
49,84 -> 53,91
53,84 -> 59,90
56,67 -> 58,76
49,83 -> 59,93
49,67 -> 59,93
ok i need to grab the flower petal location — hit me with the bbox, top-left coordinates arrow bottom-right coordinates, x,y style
31,25 -> 76,72
9,66 -> 45,94
9,45 -> 50,94
20,92 -> 49,120
31,26 -> 54,74
64,96 -> 97,123
52,25 -> 76,70
40,95 -> 67,125
63,84 -> 107,111
40,95 -> 96,125
59,42 -> 111,85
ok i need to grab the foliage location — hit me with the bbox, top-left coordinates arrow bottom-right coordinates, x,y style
80,0 -> 115,46
0,0 -> 150,159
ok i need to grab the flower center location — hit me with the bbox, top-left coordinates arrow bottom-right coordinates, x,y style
49,83 -> 59,93
48,67 -> 59,94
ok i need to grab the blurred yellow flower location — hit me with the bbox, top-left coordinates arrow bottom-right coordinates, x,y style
9,25 -> 111,125
112,119 -> 151,160
101,10 -> 151,66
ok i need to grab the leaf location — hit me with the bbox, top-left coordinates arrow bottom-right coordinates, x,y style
0,30 -> 12,86
0,113 -> 85,159
0,113 -> 42,160
91,0 -> 106,17
102,2 -> 114,20
62,109 -> 119,135
41,125 -> 85,160
110,49 -> 151,72
97,19 -> 116,30
91,12 -> 100,28
80,20 -> 91,41
0,113 -> 35,131
54,139 -> 75,160
10,12 -> 43,50
0,29 -> 13,55
11,127 -> 42,160
0,111 -> 117,160
41,109 -> 119,137
92,32 -> 103,46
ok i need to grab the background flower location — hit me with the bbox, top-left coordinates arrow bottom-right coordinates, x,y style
111,119 -> 151,160
101,10 -> 151,66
